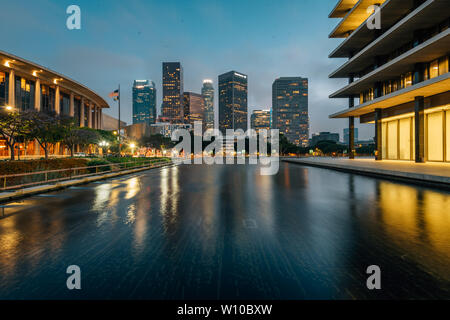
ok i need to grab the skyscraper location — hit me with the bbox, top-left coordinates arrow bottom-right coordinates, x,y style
251,109 -> 271,133
218,71 -> 248,134
162,62 -> 184,123
201,80 -> 215,130
272,77 -> 309,146
132,80 -> 156,125
183,92 -> 205,131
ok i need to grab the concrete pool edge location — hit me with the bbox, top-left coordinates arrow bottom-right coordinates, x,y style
0,163 -> 173,204
282,158 -> 450,190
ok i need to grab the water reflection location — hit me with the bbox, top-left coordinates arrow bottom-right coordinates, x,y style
0,163 -> 449,299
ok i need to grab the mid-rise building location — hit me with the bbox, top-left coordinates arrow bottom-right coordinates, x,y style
311,132 -> 340,146
272,77 -> 309,146
183,92 -> 205,131
329,0 -> 449,162
132,80 -> 156,125
250,109 -> 271,133
0,50 -> 109,158
162,62 -> 184,123
218,71 -> 248,134
202,79 -> 215,130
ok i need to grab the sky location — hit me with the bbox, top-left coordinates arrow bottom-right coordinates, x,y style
0,0 -> 374,140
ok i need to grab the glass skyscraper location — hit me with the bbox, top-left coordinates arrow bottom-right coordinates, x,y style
201,79 -> 214,130
272,77 -> 309,146
132,80 -> 156,125
162,62 -> 184,123
251,109 -> 271,133
218,71 -> 248,134
183,92 -> 205,131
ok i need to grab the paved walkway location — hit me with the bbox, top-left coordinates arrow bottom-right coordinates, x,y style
282,157 -> 450,188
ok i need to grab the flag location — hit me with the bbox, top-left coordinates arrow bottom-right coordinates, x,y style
109,89 -> 119,101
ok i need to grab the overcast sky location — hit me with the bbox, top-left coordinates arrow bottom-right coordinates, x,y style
1,0 -> 374,140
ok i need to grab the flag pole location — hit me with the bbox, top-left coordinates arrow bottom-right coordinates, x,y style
118,84 -> 121,155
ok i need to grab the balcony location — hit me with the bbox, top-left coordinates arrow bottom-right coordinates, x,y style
329,0 -> 423,58
330,0 -> 450,78
329,72 -> 450,118
329,0 -> 388,38
329,0 -> 359,18
329,28 -> 450,98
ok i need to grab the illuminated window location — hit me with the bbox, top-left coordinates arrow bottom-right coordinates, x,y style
427,111 -> 444,161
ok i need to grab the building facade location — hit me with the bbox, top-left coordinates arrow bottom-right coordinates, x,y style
311,132 -> 340,146
162,62 -> 184,123
201,79 -> 215,130
251,109 -> 271,133
218,71 -> 248,134
132,80 -> 156,125
0,50 -> 109,158
329,0 -> 450,162
272,77 -> 309,146
183,92 -> 205,130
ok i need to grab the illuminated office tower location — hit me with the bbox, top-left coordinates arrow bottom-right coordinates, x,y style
162,62 -> 184,123
272,77 -> 309,146
201,79 -> 215,130
132,80 -> 156,125
218,71 -> 248,134
251,109 -> 271,133
183,92 -> 205,131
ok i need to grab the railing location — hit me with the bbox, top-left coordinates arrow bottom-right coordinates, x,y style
0,158 -> 171,191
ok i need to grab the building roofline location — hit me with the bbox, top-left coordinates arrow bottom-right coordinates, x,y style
0,49 -> 110,109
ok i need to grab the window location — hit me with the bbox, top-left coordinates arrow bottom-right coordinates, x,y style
41,85 -> 55,113
0,71 -> 8,106
427,111 -> 444,161
60,92 -> 70,116
15,76 -> 35,111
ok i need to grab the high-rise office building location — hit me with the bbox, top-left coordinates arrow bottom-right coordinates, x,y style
183,92 -> 205,131
272,77 -> 309,146
329,1 -> 449,162
162,62 -> 184,123
251,109 -> 271,133
218,71 -> 248,134
201,79 -> 215,130
132,80 -> 156,125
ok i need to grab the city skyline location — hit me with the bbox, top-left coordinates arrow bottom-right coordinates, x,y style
0,0 -> 372,139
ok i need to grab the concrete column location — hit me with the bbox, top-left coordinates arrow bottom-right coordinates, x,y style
8,69 -> 15,107
375,109 -> 383,161
80,98 -> 85,127
55,85 -> 60,115
349,117 -> 355,159
414,96 -> 425,163
88,103 -> 93,128
69,92 -> 75,117
34,78 -> 41,111
94,106 -> 98,129
99,108 -> 102,130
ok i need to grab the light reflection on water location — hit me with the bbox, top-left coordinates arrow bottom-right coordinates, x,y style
0,163 -> 449,299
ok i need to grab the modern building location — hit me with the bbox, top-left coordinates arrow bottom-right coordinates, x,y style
183,92 -> 205,130
328,0 -> 450,162
201,79 -> 215,130
0,50 -> 109,158
132,80 -> 156,125
151,122 -> 192,138
311,132 -> 340,146
250,109 -> 271,133
218,71 -> 248,134
344,127 -> 359,145
162,62 -> 184,123
272,77 -> 309,146
102,113 -> 127,131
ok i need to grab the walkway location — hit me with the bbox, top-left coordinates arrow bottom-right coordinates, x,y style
282,157 -> 450,188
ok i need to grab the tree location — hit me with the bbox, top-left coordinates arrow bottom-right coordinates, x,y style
139,134 -> 174,150
0,110 -> 31,160
25,111 -> 65,159
279,134 -> 300,155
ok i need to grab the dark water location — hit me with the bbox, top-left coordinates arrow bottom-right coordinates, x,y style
0,162 -> 449,300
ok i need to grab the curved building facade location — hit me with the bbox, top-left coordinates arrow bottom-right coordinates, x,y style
0,50 -> 110,158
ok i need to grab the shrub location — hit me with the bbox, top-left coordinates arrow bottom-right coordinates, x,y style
86,159 -> 111,173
